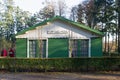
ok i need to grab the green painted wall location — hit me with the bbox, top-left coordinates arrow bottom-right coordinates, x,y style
16,38 -> 27,58
91,37 -> 102,57
48,38 -> 68,58
15,38 -> 102,58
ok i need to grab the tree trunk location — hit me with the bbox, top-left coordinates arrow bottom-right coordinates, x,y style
118,0 -> 120,53
118,22 -> 120,53
104,33 -> 107,53
116,16 -> 118,52
116,28 -> 118,51
108,33 -> 110,55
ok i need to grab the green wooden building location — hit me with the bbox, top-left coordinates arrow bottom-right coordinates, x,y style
16,16 -> 103,58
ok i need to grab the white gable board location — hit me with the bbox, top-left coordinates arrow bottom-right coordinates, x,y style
16,21 -> 98,39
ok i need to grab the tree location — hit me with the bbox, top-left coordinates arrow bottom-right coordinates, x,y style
29,0 -> 55,25
94,0 -> 116,53
0,1 -> 5,38
0,0 -> 15,50
70,6 -> 78,21
3,0 -> 14,38
57,0 -> 66,16
14,6 -> 31,32
27,14 -> 39,27
117,0 -> 120,53
39,3 -> 55,20
77,4 -> 84,23
77,0 -> 99,28
0,0 -> 32,50
76,0 -> 116,53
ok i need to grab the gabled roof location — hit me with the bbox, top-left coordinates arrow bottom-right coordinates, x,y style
16,16 -> 103,36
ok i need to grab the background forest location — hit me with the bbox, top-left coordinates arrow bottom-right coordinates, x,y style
0,0 -> 120,55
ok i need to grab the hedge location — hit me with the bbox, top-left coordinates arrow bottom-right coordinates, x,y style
0,57 -> 120,72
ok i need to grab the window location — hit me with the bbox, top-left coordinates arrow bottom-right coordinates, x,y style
40,40 -> 46,58
29,40 -> 36,58
80,39 -> 89,57
70,39 -> 78,57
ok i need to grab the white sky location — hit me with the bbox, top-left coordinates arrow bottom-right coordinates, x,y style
14,0 -> 84,14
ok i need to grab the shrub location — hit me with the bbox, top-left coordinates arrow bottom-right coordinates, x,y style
0,57 -> 120,72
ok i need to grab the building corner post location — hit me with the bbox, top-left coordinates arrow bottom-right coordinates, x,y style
89,38 -> 91,57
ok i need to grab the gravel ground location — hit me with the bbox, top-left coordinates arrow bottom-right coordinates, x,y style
0,72 -> 120,80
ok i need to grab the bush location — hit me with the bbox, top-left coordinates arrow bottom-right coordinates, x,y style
103,52 -> 120,57
0,57 -> 120,72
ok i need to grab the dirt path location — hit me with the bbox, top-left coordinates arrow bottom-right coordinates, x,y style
0,72 -> 120,80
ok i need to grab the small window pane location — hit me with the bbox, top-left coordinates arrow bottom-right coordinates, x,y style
80,39 -> 89,57
29,40 -> 36,58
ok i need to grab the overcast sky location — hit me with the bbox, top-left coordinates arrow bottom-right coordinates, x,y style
14,0 -> 83,14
